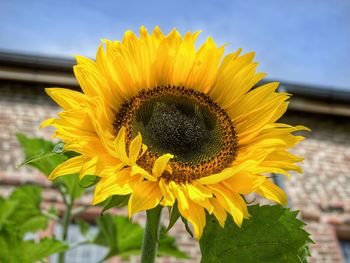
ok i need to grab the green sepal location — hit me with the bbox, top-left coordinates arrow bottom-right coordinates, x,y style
101,194 -> 130,215
79,174 -> 100,188
181,216 -> 193,238
165,202 -> 181,233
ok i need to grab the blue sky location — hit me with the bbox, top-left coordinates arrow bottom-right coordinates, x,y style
1,0 -> 349,90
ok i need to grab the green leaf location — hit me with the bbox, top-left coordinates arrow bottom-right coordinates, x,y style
0,224 -> 26,263
200,205 -> 313,263
93,214 -> 188,260
94,215 -> 143,259
16,133 -> 68,175
24,237 -> 68,262
21,215 -> 49,235
0,185 -> 67,262
10,184 -> 41,206
77,219 -> 90,237
0,198 -> 18,229
101,195 -> 130,215
0,225 -> 68,263
9,185 -> 48,234
17,133 -> 86,200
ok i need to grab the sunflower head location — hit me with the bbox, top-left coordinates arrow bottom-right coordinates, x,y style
43,26 -> 309,239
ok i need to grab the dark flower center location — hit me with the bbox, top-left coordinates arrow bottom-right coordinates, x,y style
114,86 -> 238,182
146,102 -> 208,155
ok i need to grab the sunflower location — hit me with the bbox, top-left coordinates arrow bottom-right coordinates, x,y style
42,26 -> 308,239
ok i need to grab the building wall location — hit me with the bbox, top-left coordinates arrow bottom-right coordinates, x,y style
282,112 -> 350,263
1,81 -> 349,262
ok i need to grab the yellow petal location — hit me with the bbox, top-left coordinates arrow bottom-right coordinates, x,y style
262,151 -> 305,173
152,26 -> 165,47
79,155 -> 123,179
45,88 -> 87,110
186,37 -> 224,92
186,183 -> 214,213
172,31 -> 201,86
256,179 -> 287,206
261,161 -> 303,174
128,181 -> 162,217
211,198 -> 227,228
224,172 -> 266,194
75,55 -> 96,68
95,44 -> 125,109
63,135 -> 107,157
171,183 -> 189,211
208,184 -> 249,227
80,156 -> 98,179
113,126 -> 129,164
234,99 -> 290,144
210,51 -> 256,106
131,165 -> 156,181
73,65 -> 101,98
177,196 -> 206,240
85,99 -> 116,156
152,153 -> 174,178
40,118 -> 56,129
159,179 -> 175,206
198,160 -> 257,185
93,168 -> 137,204
141,143 -> 148,156
56,109 -> 94,131
230,82 -> 280,117
217,48 -> 242,73
236,139 -> 286,163
154,28 -> 181,86
128,133 -> 143,164
49,155 -> 86,180
219,63 -> 260,110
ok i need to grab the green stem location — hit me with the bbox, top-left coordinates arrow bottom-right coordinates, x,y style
57,186 -> 73,263
141,206 -> 163,263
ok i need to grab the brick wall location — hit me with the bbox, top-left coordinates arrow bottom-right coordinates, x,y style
281,112 -> 350,263
1,81 -> 349,262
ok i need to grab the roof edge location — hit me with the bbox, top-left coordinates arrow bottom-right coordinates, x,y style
0,50 -> 349,116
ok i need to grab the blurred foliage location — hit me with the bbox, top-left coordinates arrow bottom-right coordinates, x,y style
0,185 -> 68,263
94,214 -> 188,261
